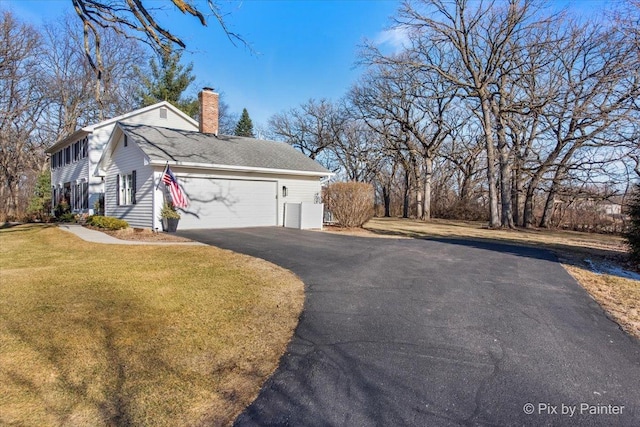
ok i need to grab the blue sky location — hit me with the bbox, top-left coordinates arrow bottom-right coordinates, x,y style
3,0 -> 611,129
3,0 -> 399,128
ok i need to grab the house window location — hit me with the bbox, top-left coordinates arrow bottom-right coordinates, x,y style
82,138 -> 88,158
65,146 -> 71,165
117,171 -> 136,205
73,141 -> 80,162
82,181 -> 89,209
159,107 -> 167,119
73,183 -> 80,211
71,181 -> 88,211
63,183 -> 71,204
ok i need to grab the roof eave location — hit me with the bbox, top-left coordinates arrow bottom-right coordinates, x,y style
46,101 -> 198,154
149,159 -> 333,177
45,129 -> 91,154
94,123 -> 125,176
87,101 -> 198,131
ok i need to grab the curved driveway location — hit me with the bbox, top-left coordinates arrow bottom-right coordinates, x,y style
177,227 -> 640,426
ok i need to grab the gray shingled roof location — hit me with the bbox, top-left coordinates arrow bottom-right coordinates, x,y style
118,123 -> 331,175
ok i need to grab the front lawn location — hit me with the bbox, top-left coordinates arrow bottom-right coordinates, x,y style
0,224 -> 303,426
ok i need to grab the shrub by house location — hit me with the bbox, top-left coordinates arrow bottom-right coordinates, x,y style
323,182 -> 374,228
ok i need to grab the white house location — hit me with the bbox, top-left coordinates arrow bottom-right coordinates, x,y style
45,102 -> 198,214
95,89 -> 332,230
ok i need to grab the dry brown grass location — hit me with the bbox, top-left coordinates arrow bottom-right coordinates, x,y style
360,218 -> 639,339
0,224 -> 304,426
563,263 -> 639,336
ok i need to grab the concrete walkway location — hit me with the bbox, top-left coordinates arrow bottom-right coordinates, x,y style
58,224 -> 204,246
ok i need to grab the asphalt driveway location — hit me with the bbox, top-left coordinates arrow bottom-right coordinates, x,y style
177,227 -> 640,426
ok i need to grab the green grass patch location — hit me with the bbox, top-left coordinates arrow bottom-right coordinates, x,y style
0,224 -> 303,426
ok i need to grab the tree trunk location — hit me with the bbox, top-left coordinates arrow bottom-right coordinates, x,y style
460,158 -> 475,202
423,155 -> 433,220
539,186 -> 557,228
403,168 -> 410,218
410,155 -> 422,219
539,144 -> 580,228
523,187 -> 536,228
416,183 -> 423,219
511,165 -> 523,227
498,142 -> 514,228
523,167 -> 548,228
492,90 -> 514,229
383,185 -> 391,217
540,166 -> 567,228
481,97 -> 500,227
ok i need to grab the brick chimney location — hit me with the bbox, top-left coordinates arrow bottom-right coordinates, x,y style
199,88 -> 219,135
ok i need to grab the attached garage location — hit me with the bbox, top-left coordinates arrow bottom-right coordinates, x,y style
97,122 -> 332,231
178,177 -> 277,229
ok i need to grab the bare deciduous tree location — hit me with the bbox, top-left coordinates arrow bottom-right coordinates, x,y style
531,21 -> 639,227
0,11 -> 47,220
378,0 -> 556,227
349,72 -> 420,219
0,11 -> 157,220
269,99 -> 341,166
349,58 -> 458,220
70,0 -> 246,111
39,15 -> 147,137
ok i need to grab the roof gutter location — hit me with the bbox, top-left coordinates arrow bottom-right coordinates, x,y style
149,159 -> 333,178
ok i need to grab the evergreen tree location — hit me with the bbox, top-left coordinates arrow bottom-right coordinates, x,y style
625,183 -> 640,266
136,49 -> 199,118
27,170 -> 51,221
234,108 -> 255,137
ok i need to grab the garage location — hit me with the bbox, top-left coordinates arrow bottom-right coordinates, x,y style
177,177 -> 277,229
98,123 -> 332,231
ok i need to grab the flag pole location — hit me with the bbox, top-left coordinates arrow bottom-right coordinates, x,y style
156,161 -> 169,191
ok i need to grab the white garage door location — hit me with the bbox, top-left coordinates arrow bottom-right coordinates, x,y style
178,177 -> 277,229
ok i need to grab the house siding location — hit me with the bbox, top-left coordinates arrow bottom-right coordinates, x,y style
105,134 -> 154,228
50,135 -> 91,212
276,177 -> 322,226
89,107 -> 196,179
50,103 -> 197,214
50,150 -> 89,186
156,167 -> 323,228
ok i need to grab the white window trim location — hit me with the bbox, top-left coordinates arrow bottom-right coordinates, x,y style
118,172 -> 136,206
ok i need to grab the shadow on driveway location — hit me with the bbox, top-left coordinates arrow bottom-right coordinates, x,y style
178,227 -> 640,426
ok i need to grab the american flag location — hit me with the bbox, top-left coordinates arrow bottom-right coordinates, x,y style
162,166 -> 188,208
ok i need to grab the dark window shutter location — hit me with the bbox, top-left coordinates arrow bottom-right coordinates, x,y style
83,182 -> 88,209
116,175 -> 120,206
132,170 -> 136,204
